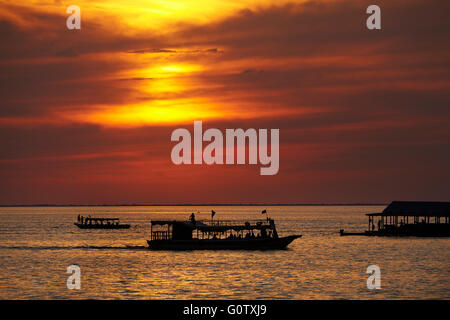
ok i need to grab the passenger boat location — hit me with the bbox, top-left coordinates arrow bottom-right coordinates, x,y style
74,216 -> 131,229
340,201 -> 450,237
147,217 -> 301,250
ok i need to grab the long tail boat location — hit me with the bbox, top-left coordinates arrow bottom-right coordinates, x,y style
147,217 -> 301,250
340,201 -> 450,237
74,217 -> 131,229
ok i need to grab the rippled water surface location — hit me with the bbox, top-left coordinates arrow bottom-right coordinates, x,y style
0,206 -> 448,299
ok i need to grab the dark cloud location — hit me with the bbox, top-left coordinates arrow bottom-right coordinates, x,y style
0,0 -> 449,203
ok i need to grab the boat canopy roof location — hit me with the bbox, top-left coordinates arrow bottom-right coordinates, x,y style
151,220 -> 183,225
367,201 -> 450,217
83,217 -> 120,221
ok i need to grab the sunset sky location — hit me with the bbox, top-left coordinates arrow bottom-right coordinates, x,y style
0,0 -> 449,204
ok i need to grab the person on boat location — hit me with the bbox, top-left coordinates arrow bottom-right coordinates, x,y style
77,214 -> 80,222
190,213 -> 196,225
261,229 -> 267,238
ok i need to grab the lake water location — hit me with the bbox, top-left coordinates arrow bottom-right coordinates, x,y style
0,206 -> 448,299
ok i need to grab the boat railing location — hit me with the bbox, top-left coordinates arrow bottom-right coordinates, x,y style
200,219 -> 271,227
151,230 -> 171,240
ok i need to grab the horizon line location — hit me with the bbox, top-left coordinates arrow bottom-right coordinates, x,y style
0,203 -> 388,207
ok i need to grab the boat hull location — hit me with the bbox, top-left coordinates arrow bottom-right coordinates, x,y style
339,229 -> 369,236
147,235 -> 301,250
74,223 -> 130,229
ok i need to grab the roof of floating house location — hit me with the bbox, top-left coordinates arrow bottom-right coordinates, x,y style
367,201 -> 450,217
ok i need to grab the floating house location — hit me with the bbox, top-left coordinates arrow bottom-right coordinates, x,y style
340,201 -> 450,237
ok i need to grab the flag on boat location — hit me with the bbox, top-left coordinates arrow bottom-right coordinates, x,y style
261,209 -> 267,214
211,210 -> 216,218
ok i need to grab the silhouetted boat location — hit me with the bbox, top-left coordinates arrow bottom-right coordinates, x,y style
147,217 -> 301,250
74,217 -> 130,229
339,230 -> 367,236
340,201 -> 450,237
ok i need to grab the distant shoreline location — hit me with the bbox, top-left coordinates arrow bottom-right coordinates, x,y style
0,203 -> 387,207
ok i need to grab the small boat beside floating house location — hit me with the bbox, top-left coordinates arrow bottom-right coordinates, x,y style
147,215 -> 301,250
340,201 -> 450,237
74,216 -> 131,229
